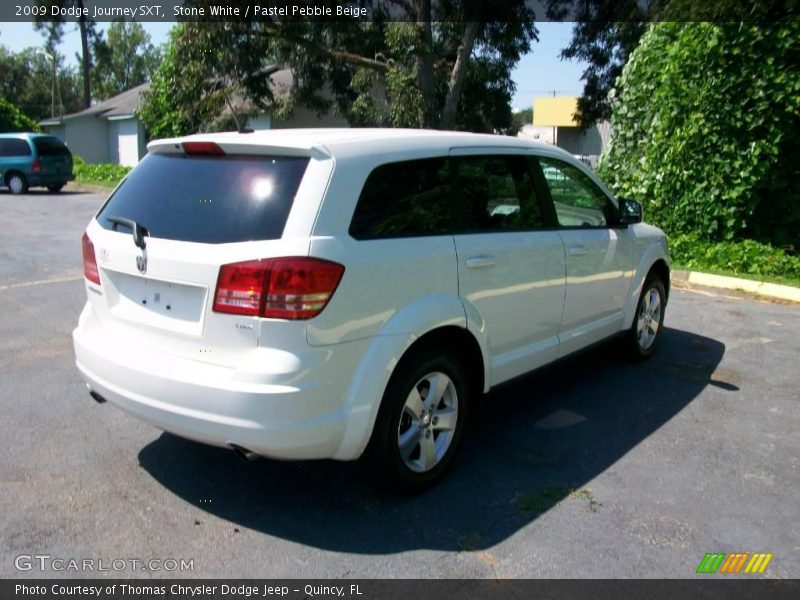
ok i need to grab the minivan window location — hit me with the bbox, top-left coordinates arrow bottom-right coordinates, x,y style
349,158 -> 452,239
32,136 -> 71,157
538,157 -> 610,227
454,155 -> 544,231
96,153 -> 309,244
0,139 -> 32,157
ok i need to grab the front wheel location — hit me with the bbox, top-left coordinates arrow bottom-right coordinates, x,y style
627,276 -> 666,360
365,350 -> 469,490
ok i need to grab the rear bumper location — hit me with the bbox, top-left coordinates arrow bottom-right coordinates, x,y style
29,172 -> 75,186
72,305 -> 369,461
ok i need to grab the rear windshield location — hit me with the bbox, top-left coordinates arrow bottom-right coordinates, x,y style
96,153 -> 309,244
33,136 -> 71,157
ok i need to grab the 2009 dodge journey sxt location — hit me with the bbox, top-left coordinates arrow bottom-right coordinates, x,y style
73,129 -> 670,489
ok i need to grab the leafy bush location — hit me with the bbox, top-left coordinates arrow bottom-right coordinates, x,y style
599,23 -> 800,247
0,97 -> 39,132
73,155 -> 131,188
670,233 -> 800,281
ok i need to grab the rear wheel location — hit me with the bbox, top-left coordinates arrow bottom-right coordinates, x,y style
627,275 -> 666,360
7,173 -> 27,195
365,349 -> 469,490
47,183 -> 65,193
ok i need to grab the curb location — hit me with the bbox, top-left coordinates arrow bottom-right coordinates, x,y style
672,270 -> 800,303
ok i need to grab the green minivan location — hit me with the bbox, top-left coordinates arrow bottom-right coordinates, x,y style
0,133 -> 75,194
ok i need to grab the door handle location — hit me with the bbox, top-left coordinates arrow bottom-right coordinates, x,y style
465,255 -> 496,269
568,245 -> 589,257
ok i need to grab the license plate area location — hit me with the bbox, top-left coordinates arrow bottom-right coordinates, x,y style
107,272 -> 208,335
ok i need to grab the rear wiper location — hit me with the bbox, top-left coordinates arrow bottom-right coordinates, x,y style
107,216 -> 148,250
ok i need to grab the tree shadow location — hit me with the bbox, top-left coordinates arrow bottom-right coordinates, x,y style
138,326 -> 728,553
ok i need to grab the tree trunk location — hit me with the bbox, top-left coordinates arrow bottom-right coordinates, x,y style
415,0 -> 435,128
77,1 -> 91,108
440,21 -> 480,130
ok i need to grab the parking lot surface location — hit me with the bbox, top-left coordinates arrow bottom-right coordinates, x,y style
1,190 -> 798,578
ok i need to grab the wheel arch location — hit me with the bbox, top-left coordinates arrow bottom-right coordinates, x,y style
623,245 -> 671,330
4,170 -> 27,186
332,324 -> 487,461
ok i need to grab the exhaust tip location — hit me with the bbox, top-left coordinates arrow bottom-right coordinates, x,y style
89,390 -> 107,404
229,443 -> 259,461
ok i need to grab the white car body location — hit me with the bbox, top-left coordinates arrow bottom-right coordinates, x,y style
73,129 -> 669,474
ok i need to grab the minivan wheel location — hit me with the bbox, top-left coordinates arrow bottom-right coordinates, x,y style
7,173 -> 27,195
365,350 -> 469,490
627,276 -> 666,360
47,183 -> 65,193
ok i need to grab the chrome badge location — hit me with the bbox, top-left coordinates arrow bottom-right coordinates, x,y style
136,250 -> 147,274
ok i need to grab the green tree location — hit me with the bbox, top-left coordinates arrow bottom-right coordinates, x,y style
0,97 -> 40,132
598,22 -> 800,247
510,107 -> 533,133
139,2 -> 537,136
35,0 -> 99,108
550,0 -> 796,127
91,21 -> 162,100
0,44 -> 82,120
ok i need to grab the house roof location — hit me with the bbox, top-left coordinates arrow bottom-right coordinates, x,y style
533,96 -> 580,127
41,83 -> 150,125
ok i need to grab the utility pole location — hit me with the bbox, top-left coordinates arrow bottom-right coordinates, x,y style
36,49 -> 56,119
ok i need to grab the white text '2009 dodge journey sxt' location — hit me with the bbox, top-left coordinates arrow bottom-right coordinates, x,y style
73,129 -> 670,489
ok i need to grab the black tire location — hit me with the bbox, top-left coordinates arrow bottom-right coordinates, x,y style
47,183 -> 65,193
626,275 -> 666,360
364,348 -> 469,491
7,172 -> 28,195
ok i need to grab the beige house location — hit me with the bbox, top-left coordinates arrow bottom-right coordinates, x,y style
40,84 -> 149,167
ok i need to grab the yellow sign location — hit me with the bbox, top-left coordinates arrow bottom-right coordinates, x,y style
532,97 -> 579,127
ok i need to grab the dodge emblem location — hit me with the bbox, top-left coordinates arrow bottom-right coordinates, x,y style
136,252 -> 147,274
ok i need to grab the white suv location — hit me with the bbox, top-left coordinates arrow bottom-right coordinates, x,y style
73,129 -> 669,489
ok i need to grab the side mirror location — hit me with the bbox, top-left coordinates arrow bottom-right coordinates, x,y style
619,198 -> 643,224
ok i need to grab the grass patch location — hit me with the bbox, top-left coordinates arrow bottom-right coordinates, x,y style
457,532 -> 485,552
515,484 -> 599,515
73,155 -> 131,189
670,233 -> 800,288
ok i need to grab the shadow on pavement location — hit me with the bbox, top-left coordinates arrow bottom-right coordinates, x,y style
138,326 -> 727,553
0,190 -> 86,196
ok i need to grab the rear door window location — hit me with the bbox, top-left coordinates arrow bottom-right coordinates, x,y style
96,153 -> 309,244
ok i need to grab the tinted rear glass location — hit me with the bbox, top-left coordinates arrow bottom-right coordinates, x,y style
32,137 -> 71,157
96,153 -> 309,244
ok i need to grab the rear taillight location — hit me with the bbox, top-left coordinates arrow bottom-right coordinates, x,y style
82,233 -> 101,285
31,159 -> 41,173
213,257 -> 344,320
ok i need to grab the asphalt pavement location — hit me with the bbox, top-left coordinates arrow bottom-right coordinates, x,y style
1,189 -> 798,579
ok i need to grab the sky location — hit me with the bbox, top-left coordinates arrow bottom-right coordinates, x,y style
0,21 -> 588,111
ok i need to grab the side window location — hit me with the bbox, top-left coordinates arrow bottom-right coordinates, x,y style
454,155 -> 544,232
539,157 -> 610,227
349,158 -> 452,239
0,140 -> 31,157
